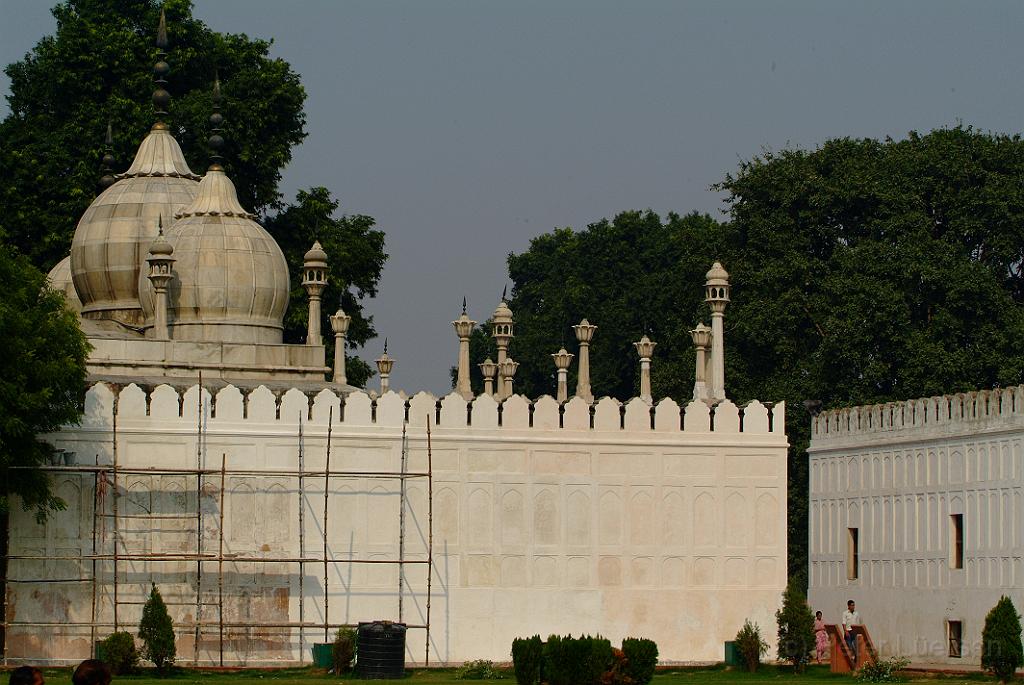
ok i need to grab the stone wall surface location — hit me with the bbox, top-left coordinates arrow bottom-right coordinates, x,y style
808,387 -> 1024,665
7,382 -> 787,665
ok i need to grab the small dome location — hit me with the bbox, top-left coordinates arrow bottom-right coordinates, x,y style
144,167 -> 289,344
705,261 -> 730,284
148,231 -> 174,256
46,255 -> 82,314
492,300 -> 513,323
71,125 -> 199,325
304,241 -> 328,266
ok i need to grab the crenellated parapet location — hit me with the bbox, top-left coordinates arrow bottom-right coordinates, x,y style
810,386 -> 1024,443
77,381 -> 786,437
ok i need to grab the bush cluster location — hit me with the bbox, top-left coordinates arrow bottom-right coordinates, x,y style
855,656 -> 910,683
734,620 -> 768,673
97,631 -> 139,675
511,634 -> 657,685
456,659 -> 504,680
332,627 -> 357,674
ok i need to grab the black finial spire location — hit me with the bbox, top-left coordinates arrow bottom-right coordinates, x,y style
152,8 -> 171,126
501,285 -> 507,302
157,214 -> 163,236
462,296 -> 467,315
99,120 -> 116,189
384,337 -> 389,354
207,71 -> 224,169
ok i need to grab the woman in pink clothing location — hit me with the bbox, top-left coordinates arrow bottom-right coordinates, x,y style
814,610 -> 829,663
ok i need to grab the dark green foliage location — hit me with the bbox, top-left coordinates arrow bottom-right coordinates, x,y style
138,585 -> 175,672
455,659 -> 504,680
331,626 -> 356,674
734,620 -> 768,673
981,596 -> 1023,682
97,631 -> 139,675
776,582 -> 816,673
621,638 -> 658,685
542,634 -> 614,685
262,187 -> 387,388
511,635 -> 543,685
0,243 -> 89,520
600,649 -> 632,685
502,128 -> 1024,584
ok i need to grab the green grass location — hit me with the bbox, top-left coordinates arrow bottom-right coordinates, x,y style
28,664 -> 1001,685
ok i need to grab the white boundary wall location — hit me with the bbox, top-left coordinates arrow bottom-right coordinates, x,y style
8,382 -> 787,665
808,388 -> 1024,665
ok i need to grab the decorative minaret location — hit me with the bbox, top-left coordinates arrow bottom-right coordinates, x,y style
492,289 -> 514,389
376,339 -> 395,394
690,323 -> 712,401
573,318 -> 597,402
303,241 -> 328,345
633,334 -> 657,403
705,261 -> 730,400
329,301 -> 351,385
479,358 -> 498,398
152,9 -> 171,128
452,297 -> 477,399
499,358 -> 519,399
99,121 -> 116,189
551,347 -> 574,402
145,216 -> 174,340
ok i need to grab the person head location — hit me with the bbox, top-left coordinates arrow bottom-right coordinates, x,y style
847,599 -> 856,611
9,667 -> 43,685
816,610 -> 822,619
72,660 -> 111,685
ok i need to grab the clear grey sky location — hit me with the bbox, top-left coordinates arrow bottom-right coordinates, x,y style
2,1 -> 1022,394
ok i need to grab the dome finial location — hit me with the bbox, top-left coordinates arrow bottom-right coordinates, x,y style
384,337 -> 389,354
207,71 -> 225,170
462,296 -> 467,315
152,7 -> 171,127
99,120 -> 116,189
501,284 -> 507,302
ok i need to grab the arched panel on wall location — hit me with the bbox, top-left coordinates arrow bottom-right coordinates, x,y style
263,483 -> 290,546
848,457 -> 859,490
950,450 -> 964,484
598,490 -> 623,545
311,388 -> 340,425
662,490 -> 685,547
694,491 -> 717,547
872,457 -> 881,490
755,492 -> 778,546
466,488 -> 492,548
567,490 -> 591,546
118,384 -> 146,417
629,490 -> 655,546
662,557 -> 686,586
408,391 -> 436,431
404,485 -> 428,555
149,384 -> 179,418
435,487 -> 459,546
692,556 -> 715,585
534,489 -> 560,546
344,392 -> 373,425
500,489 -> 525,546
53,479 -> 82,540
368,485 -> 399,545
279,388 -> 309,424
725,491 -> 748,547
328,484 -> 359,547
229,482 -> 256,549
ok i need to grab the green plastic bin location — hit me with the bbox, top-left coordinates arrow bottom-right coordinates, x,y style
311,643 -> 333,668
724,641 -> 742,667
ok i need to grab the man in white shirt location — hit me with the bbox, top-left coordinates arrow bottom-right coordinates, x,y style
842,599 -> 861,663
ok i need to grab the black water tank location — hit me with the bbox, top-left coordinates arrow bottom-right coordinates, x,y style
357,621 -> 406,679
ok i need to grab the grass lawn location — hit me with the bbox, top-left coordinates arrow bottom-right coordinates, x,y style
27,664 -> 1003,685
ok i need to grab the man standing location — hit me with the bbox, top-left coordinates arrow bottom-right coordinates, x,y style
842,599 -> 861,664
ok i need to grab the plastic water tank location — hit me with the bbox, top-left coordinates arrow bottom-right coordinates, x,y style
357,621 -> 406,679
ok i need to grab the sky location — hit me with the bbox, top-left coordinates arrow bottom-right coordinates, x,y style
3,1 -> 1024,394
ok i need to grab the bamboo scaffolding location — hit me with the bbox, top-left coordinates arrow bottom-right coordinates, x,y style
322,406 -> 332,643
297,413 -> 305,666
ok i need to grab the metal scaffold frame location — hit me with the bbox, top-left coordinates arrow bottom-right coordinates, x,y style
1,385 -> 436,667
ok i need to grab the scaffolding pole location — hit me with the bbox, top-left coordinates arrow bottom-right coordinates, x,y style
322,406 -> 332,643
217,453 -> 226,667
425,416 -> 434,666
297,413 -> 305,665
397,422 -> 408,622
112,400 -> 119,632
194,372 -> 205,664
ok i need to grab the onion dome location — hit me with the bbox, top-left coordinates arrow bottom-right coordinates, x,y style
304,241 -> 328,267
46,256 -> 83,314
705,261 -> 729,285
492,300 -> 513,324
146,167 -> 290,344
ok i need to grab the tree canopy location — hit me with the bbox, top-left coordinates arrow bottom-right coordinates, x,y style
0,0 -> 386,382
489,126 -> 1024,584
0,244 -> 90,520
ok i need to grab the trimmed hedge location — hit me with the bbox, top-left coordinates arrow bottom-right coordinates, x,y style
512,633 -> 658,685
621,637 -> 658,685
543,634 -> 613,685
511,635 -> 543,685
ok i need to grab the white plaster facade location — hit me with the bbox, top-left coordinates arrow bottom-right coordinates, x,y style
807,389 -> 1024,664
7,383 -> 788,665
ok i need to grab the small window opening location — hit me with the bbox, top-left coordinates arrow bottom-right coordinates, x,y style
950,514 -> 963,569
847,527 -> 859,580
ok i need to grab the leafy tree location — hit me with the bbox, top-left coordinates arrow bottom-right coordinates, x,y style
0,243 -> 90,520
264,187 -> 387,388
981,596 -> 1023,683
775,581 -> 815,673
499,127 -> 1024,586
734,620 -> 768,673
139,584 -> 175,672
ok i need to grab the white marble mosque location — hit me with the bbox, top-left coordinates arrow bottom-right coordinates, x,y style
4,14 -> 789,666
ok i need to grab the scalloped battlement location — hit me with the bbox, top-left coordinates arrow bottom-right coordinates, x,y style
82,381 -> 786,436
810,386 -> 1024,443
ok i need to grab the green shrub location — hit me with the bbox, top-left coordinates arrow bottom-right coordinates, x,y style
600,648 -> 632,685
855,656 -> 910,683
621,637 -> 658,685
97,631 -> 139,675
775,581 -> 816,673
511,635 -> 543,685
138,584 -> 175,672
456,659 -> 504,680
332,626 -> 357,674
982,595 -> 1024,683
543,634 -> 613,685
734,620 -> 768,673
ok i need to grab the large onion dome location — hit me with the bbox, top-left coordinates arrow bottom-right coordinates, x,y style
46,255 -> 83,314
147,166 -> 290,344
70,124 -> 200,326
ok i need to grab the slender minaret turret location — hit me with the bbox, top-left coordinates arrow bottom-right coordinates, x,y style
479,358 -> 498,398
573,318 -> 597,402
452,297 -> 477,399
499,357 -> 519,399
303,241 -> 328,345
492,288 -> 514,390
634,334 -> 657,403
690,323 -> 712,401
376,339 -> 395,394
329,300 -> 351,385
145,216 -> 174,340
551,347 -> 574,402
99,121 -> 116,189
705,261 -> 730,400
